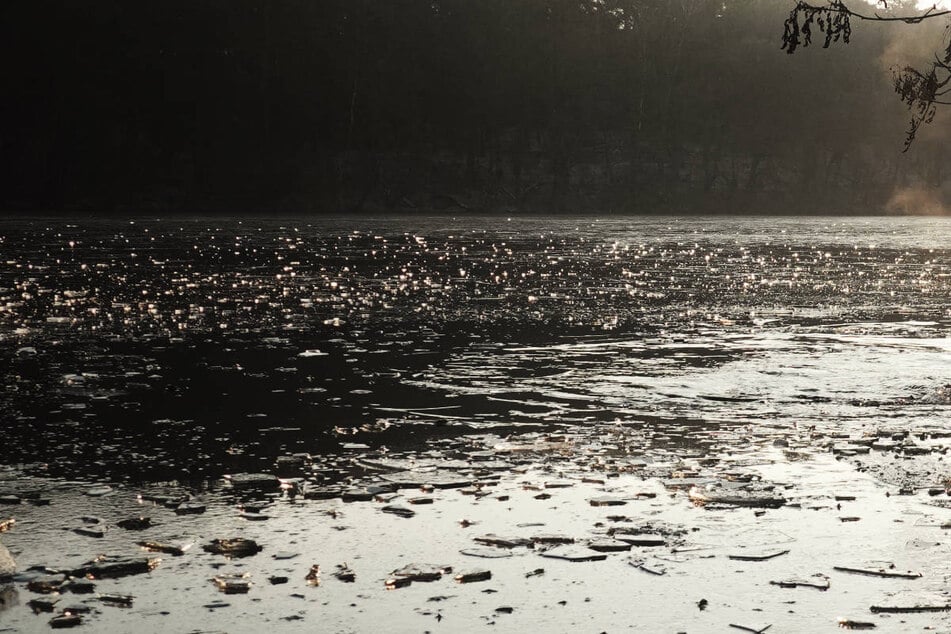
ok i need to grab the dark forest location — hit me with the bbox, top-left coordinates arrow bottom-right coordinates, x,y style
2,0 -> 950,214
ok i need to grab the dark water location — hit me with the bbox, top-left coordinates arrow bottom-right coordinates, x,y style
2,215 -> 951,633
2,215 -> 951,482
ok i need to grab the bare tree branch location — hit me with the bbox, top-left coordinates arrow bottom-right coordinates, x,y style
782,1 -> 951,149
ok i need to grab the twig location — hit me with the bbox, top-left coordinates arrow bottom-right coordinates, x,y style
833,565 -> 921,579
769,578 -> 830,590
813,1 -> 951,23
729,624 -> 772,634
870,604 -> 951,613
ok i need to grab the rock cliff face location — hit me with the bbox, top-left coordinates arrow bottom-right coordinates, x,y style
0,541 -> 15,579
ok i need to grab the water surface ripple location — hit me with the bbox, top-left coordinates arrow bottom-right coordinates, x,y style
1,215 -> 950,479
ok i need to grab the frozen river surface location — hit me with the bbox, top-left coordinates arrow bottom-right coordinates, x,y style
0,215 -> 949,632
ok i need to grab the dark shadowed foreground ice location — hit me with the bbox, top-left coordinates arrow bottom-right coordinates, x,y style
0,216 -> 949,632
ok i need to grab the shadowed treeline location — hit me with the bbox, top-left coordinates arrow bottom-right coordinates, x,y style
1,0 -> 949,214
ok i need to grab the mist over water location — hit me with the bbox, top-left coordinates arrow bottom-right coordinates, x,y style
2,215 -> 950,481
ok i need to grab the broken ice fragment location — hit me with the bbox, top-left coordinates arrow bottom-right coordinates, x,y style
454,570 -> 491,583
203,538 -> 262,558
213,573 -> 251,594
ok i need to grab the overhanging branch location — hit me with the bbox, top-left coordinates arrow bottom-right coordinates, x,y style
782,1 -> 951,149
